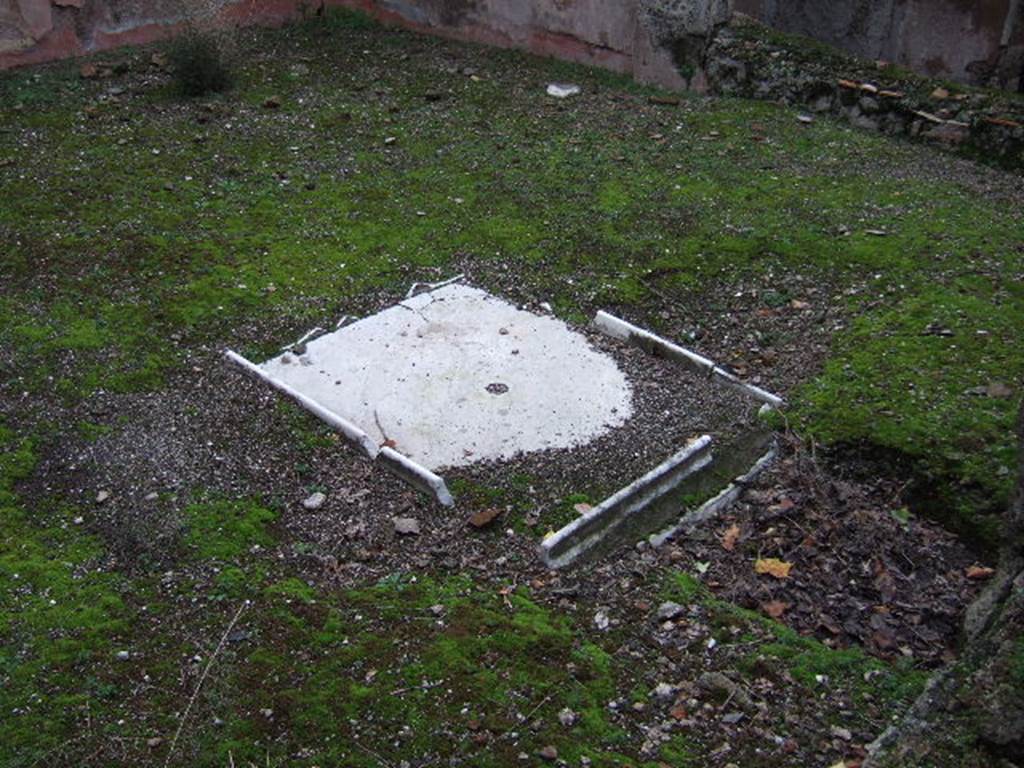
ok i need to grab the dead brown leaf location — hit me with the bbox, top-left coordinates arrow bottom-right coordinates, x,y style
721,524 -> 741,551
761,600 -> 790,618
669,705 -> 689,721
966,565 -> 995,580
755,558 -> 793,579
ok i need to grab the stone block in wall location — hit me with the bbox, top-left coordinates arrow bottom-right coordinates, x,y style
0,0 -> 52,54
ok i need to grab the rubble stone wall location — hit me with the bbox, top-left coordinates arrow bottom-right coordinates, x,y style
733,0 -> 1024,91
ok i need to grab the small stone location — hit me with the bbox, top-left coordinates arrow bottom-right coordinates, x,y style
651,682 -> 675,702
546,83 -> 580,99
393,517 -> 421,536
657,601 -> 684,621
116,650 -> 130,660
384,136 -> 397,145
538,745 -> 558,761
557,707 -> 576,727
144,491 -> 159,501
146,737 -> 163,748
830,725 -> 853,741
722,712 -> 744,724
468,507 -> 500,528
95,490 -> 110,504
985,381 -> 1014,398
302,491 -> 326,511
931,86 -> 950,100
260,708 -> 274,719
594,610 -> 610,631
797,114 -> 814,124
430,604 -> 445,616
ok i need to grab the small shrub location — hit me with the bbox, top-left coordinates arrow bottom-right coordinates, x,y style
168,29 -> 234,97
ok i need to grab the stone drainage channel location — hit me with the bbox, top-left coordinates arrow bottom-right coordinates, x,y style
226,278 -> 783,568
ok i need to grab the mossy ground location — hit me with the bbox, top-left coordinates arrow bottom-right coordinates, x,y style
0,8 -> 1020,766
0,424 -> 926,766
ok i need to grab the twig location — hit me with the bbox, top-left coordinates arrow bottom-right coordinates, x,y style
523,693 -> 552,722
373,409 -> 388,442
353,740 -> 394,768
389,680 -> 444,696
163,601 -> 249,768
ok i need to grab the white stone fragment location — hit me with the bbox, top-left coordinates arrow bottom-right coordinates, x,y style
546,83 -> 581,98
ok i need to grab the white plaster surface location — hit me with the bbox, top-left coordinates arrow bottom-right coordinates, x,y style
257,285 -> 634,470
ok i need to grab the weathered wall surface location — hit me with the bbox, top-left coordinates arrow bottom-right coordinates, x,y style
0,0 -> 299,69
1,0 -> 1022,94
0,0 -> 691,90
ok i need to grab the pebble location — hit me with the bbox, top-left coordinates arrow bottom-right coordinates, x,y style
651,682 -> 675,702
546,83 -> 580,98
538,745 -> 558,761
557,707 -> 576,727
830,725 -> 853,741
95,490 -> 110,504
393,517 -> 421,535
593,610 -> 610,631
302,491 -> 326,511
116,650 -> 130,660
656,601 -> 684,621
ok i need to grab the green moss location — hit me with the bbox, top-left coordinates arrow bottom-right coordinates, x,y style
1010,639 -> 1024,687
662,571 -> 704,604
793,284 -> 1023,549
663,570 -> 926,712
265,576 -> 316,604
75,420 -> 112,442
0,426 -> 136,766
185,576 -> 630,766
183,499 -> 278,560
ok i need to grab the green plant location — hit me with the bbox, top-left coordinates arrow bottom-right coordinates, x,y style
168,29 -> 234,97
